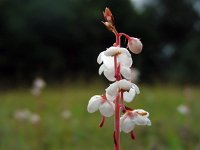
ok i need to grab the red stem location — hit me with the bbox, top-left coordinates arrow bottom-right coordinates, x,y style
115,33 -> 121,47
118,33 -> 131,40
114,47 -> 120,150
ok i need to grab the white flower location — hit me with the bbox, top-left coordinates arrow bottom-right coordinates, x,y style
120,109 -> 151,133
105,79 -> 140,102
177,104 -> 190,115
128,37 -> 143,54
87,95 -> 115,117
97,47 -> 132,81
61,110 -> 72,119
29,113 -> 40,124
31,77 -> 46,96
14,109 -> 31,121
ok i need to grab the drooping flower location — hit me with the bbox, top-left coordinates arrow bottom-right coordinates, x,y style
120,109 -> 151,133
97,47 -> 132,81
87,95 -> 115,117
128,37 -> 143,54
105,79 -> 140,102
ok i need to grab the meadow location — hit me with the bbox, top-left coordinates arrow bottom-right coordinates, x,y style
0,80 -> 200,150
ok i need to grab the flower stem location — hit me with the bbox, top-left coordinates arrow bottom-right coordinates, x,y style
114,94 -> 120,150
118,33 -> 131,40
114,54 -> 120,150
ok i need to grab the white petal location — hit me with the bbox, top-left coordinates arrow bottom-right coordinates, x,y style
87,95 -> 102,113
121,117 -> 135,133
106,93 -> 116,102
104,46 -> 119,56
104,67 -> 115,81
117,52 -> 132,67
105,82 -> 119,97
120,66 -> 131,80
103,56 -> 114,69
117,79 -> 133,90
123,88 -> 136,102
99,64 -> 106,75
132,84 -> 140,94
121,48 -> 132,58
120,114 -> 127,132
99,101 -> 115,117
146,118 -> 151,126
97,52 -> 104,64
133,116 -> 151,126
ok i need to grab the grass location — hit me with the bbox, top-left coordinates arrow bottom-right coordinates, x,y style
0,81 -> 200,150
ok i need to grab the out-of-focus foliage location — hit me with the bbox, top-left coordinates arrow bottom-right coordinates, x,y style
0,0 -> 200,85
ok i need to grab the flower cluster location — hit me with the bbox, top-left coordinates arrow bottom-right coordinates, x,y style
87,8 -> 151,149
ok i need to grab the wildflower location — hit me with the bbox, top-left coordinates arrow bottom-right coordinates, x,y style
97,47 -> 132,81
128,37 -> 143,54
106,79 -> 140,102
31,77 -> 46,97
177,104 -> 190,115
120,109 -> 151,133
87,95 -> 115,117
29,113 -> 40,124
88,8 -> 151,149
14,109 -> 31,121
61,109 -> 72,119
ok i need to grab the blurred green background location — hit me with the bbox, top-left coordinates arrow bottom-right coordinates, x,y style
0,0 -> 200,149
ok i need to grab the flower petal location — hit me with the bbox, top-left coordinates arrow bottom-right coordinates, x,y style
123,88 -> 136,102
103,56 -> 114,69
99,101 -> 115,117
117,52 -> 132,67
117,79 -> 133,90
104,46 -> 119,56
97,52 -> 104,64
120,114 -> 127,132
133,116 -> 151,126
132,109 -> 151,126
106,82 -> 119,97
99,64 -> 106,75
132,84 -> 140,94
120,66 -> 131,80
104,67 -> 115,81
106,93 -> 116,102
121,116 -> 135,133
87,95 -> 102,113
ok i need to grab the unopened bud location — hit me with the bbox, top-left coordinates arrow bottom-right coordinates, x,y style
128,37 -> 143,54
102,21 -> 114,32
103,7 -> 114,24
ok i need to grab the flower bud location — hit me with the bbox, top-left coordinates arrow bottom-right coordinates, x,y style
128,37 -> 143,54
102,21 -> 114,32
103,7 -> 114,24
